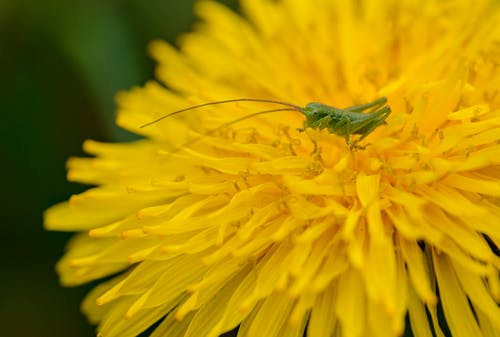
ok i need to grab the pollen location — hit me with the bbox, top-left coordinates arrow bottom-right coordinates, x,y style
45,0 -> 500,337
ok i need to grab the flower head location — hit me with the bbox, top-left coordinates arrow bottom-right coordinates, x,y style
45,0 -> 500,336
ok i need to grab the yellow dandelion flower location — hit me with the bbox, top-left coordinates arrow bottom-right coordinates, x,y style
45,0 -> 500,336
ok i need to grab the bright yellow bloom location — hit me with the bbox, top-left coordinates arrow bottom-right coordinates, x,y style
45,0 -> 500,336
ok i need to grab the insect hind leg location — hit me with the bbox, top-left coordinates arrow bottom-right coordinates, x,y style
355,106 -> 392,142
344,96 -> 387,113
344,116 -> 353,146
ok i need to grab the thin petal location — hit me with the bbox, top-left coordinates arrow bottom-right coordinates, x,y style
434,253 -> 483,337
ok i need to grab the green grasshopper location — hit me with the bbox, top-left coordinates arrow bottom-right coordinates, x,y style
141,96 -> 391,149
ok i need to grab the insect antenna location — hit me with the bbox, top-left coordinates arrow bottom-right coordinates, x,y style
170,107 -> 301,153
140,98 -> 302,128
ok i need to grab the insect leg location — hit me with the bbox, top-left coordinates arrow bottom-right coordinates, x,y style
355,106 -> 392,141
344,96 -> 387,113
344,116 -> 352,145
323,115 -> 353,145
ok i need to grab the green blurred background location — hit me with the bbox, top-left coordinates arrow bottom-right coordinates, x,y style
0,1 -> 236,336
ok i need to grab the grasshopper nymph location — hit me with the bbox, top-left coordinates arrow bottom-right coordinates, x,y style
141,97 -> 391,149
299,96 -> 391,148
